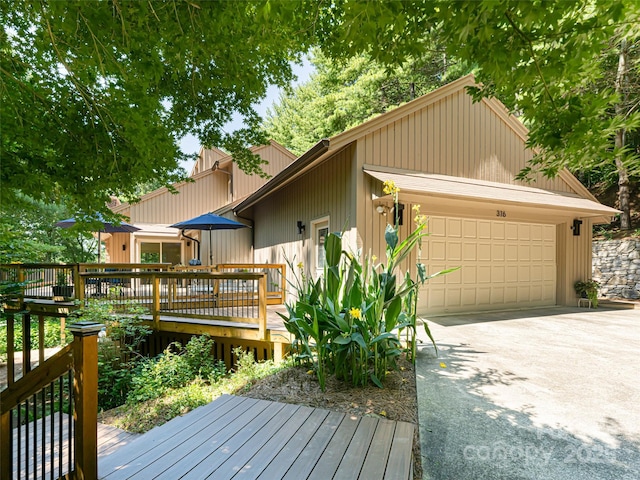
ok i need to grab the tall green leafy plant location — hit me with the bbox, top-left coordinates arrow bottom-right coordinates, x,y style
281,181 -> 457,389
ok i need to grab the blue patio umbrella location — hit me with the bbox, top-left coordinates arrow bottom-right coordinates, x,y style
170,212 -> 249,265
55,214 -> 140,262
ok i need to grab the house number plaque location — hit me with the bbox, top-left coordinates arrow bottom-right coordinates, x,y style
496,210 -> 507,218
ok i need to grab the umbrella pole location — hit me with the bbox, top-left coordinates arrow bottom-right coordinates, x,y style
98,231 -> 101,263
209,230 -> 213,266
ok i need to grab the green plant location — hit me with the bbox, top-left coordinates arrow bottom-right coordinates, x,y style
56,269 -> 68,286
73,300 -> 153,410
127,336 -> 226,404
0,315 -> 68,363
574,279 -> 600,308
281,181 -> 457,390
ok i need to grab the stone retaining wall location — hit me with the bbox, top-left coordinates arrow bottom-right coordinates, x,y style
592,239 -> 640,300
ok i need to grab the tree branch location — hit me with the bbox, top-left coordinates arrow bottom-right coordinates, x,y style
504,9 -> 556,110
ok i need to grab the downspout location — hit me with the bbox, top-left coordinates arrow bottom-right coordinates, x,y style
212,160 -> 233,202
180,229 -> 201,261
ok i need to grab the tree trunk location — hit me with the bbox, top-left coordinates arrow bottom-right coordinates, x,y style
615,38 -> 631,230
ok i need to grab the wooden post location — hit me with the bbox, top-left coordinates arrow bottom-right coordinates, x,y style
38,314 -> 45,365
280,263 -> 286,304
68,321 -> 103,480
22,312 -> 31,374
17,266 -> 25,300
0,408 -> 10,480
152,274 -> 160,330
6,313 -> 15,386
75,264 -> 84,302
258,274 -> 267,341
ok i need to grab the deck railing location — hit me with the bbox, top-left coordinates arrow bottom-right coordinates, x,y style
0,321 -> 103,480
1,262 -> 284,306
76,270 -> 268,340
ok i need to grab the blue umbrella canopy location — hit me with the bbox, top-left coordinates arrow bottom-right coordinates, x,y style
170,213 -> 248,231
55,213 -> 140,262
55,213 -> 140,233
170,213 -> 249,264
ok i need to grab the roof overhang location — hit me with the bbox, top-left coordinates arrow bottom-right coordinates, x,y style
130,224 -> 183,238
365,167 -> 620,221
234,139 -> 331,214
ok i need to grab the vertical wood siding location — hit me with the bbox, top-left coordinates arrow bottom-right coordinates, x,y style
253,145 -> 356,287
232,144 -> 297,201
352,88 -> 595,309
358,90 -> 573,193
557,218 -> 594,306
200,220 -> 254,266
128,173 -> 228,225
127,144 -> 295,225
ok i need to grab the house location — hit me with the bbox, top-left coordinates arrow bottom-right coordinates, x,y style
106,141 -> 296,266
234,75 -> 619,315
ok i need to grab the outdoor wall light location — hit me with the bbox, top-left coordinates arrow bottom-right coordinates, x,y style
376,205 -> 388,215
297,221 -> 306,235
572,219 -> 583,236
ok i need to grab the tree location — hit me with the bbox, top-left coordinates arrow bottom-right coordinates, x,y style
1,1 -> 314,217
0,193 -> 95,263
312,0 -> 640,228
265,49 -> 470,155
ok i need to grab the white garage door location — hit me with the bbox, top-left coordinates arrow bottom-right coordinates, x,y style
418,216 -> 556,315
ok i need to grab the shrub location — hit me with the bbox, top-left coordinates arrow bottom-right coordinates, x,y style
127,336 -> 226,404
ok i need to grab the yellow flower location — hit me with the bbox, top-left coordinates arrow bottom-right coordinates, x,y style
379,410 -> 387,417
371,255 -> 377,262
412,204 -> 421,213
382,180 -> 400,196
297,261 -> 304,270
440,362 -> 447,368
349,307 -> 362,319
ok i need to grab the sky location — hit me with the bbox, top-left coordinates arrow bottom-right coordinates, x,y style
178,59 -> 314,172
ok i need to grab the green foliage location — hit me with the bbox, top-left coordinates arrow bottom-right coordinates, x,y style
281,183 -> 456,389
127,336 -> 226,404
0,315 -> 68,363
107,351 -> 289,433
72,300 -> 152,410
0,193 -> 95,263
1,1 -> 314,216
574,279 -> 600,308
265,49 -> 470,155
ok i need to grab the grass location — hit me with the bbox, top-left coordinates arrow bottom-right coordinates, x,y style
101,351 -> 293,433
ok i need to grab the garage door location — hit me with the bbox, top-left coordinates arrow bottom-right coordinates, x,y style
417,216 -> 556,315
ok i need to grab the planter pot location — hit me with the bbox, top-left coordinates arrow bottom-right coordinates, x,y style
53,285 -> 74,299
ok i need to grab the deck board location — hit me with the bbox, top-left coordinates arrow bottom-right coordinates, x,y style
98,394 -> 414,480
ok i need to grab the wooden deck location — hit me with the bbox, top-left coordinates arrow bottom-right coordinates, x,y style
98,394 -> 414,480
11,413 -> 138,479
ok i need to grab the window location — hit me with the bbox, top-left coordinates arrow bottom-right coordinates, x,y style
140,242 -> 182,265
311,216 -> 330,278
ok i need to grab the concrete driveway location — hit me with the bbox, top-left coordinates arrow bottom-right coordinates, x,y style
415,306 -> 640,480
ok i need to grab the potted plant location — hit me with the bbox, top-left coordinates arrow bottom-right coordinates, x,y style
53,270 -> 74,299
574,279 -> 599,308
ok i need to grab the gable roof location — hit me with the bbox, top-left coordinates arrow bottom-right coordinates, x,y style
235,75 -> 603,214
112,140 -> 295,215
